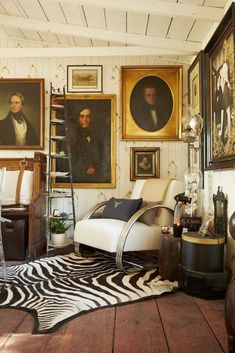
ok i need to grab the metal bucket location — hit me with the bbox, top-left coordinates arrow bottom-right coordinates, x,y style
181,232 -> 225,273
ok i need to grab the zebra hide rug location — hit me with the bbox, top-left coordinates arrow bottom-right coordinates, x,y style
0,252 -> 177,334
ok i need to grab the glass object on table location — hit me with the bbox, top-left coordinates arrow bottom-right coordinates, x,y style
181,108 -> 203,169
184,167 -> 203,217
181,107 -> 203,219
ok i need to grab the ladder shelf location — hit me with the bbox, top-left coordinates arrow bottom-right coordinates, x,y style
46,84 -> 76,252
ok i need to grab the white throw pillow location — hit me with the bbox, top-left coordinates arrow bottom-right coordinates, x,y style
2,170 -> 33,205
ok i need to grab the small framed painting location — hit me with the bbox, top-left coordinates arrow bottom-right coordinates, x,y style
130,147 -> 160,180
67,65 -> 103,93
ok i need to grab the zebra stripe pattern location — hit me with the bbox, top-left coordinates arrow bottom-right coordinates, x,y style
0,252 -> 177,334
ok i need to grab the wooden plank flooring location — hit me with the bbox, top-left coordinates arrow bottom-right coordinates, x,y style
0,291 -> 227,353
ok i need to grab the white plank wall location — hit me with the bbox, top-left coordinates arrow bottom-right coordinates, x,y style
0,37 -> 188,220
0,37 -> 235,273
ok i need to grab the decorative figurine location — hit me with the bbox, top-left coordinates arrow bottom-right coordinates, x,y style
213,186 -> 228,239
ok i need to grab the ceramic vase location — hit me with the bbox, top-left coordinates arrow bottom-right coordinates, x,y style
51,233 -> 66,246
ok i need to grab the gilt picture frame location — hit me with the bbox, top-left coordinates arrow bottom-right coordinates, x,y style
52,94 -> 116,188
204,3 -> 235,170
0,78 -> 44,150
67,65 -> 103,93
130,147 -> 160,180
121,66 -> 183,140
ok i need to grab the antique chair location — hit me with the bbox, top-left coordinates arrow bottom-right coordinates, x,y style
74,178 -> 184,272
0,152 -> 47,260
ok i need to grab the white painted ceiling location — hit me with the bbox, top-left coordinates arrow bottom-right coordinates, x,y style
0,0 -> 231,61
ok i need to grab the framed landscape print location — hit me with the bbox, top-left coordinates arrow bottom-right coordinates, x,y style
130,147 -> 160,180
204,3 -> 235,169
67,65 -> 103,93
121,66 -> 182,140
52,94 -> 116,188
0,78 -> 44,150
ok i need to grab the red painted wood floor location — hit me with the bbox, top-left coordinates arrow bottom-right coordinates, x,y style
0,291 -> 227,353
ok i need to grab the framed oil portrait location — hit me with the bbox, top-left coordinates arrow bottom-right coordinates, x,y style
0,78 -> 44,150
130,147 -> 160,180
121,66 -> 182,140
67,65 -> 103,93
204,3 -> 235,169
52,94 -> 116,188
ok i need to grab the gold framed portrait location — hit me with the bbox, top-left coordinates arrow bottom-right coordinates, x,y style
52,94 -> 116,188
121,65 -> 183,140
0,78 -> 44,150
130,147 -> 160,180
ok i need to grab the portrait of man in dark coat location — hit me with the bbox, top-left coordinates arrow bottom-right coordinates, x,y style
0,79 -> 43,149
62,97 -> 113,186
130,76 -> 173,132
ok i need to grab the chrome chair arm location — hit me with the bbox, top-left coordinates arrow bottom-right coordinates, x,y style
116,204 -> 174,273
82,201 -> 108,220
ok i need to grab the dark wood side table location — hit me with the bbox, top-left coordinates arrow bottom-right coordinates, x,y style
225,277 -> 235,353
159,233 -> 181,281
47,240 -> 74,256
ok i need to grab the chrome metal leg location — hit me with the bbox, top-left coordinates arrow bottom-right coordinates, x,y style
116,205 -> 173,273
74,242 -> 81,255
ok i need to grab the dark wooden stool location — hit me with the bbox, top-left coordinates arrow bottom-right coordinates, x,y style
159,234 -> 181,281
225,277 -> 235,353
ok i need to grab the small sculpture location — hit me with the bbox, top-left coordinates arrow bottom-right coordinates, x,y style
213,186 -> 228,238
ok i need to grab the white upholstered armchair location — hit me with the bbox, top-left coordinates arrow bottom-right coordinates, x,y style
74,178 -> 184,272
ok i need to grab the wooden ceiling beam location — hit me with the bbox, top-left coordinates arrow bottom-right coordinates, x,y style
0,14 -> 201,53
52,0 -> 224,21
0,46 -> 196,59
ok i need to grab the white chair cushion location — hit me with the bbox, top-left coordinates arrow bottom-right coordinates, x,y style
74,218 -> 162,253
131,178 -> 184,227
130,180 -> 146,199
2,170 -> 33,205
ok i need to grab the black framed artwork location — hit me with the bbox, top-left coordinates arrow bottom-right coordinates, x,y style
204,3 -> 235,170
